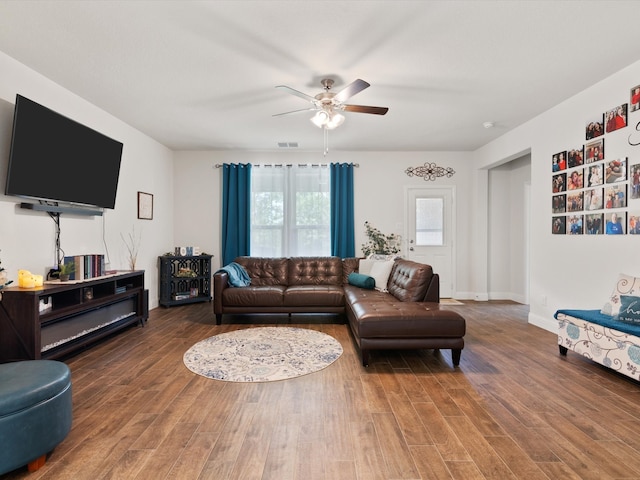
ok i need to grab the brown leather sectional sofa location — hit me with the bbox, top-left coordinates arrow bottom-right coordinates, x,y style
213,256 -> 466,366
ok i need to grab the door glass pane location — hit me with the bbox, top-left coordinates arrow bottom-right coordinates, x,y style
415,197 -> 443,246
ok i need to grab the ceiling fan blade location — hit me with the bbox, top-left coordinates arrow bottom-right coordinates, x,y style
343,104 -> 389,115
275,85 -> 317,103
334,79 -> 370,102
272,107 -> 317,117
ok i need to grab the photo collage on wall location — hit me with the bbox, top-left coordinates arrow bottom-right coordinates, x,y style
552,83 -> 640,235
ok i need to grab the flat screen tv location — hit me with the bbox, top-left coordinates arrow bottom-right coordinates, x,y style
5,94 -> 123,209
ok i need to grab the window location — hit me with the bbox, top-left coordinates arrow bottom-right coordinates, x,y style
415,197 -> 444,246
251,165 -> 330,256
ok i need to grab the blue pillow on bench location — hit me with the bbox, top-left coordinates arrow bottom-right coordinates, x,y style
615,295 -> 640,324
348,272 -> 375,290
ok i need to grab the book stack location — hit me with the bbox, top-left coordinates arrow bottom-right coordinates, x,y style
63,254 -> 106,280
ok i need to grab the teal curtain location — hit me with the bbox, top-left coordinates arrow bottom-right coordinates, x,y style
330,163 -> 355,257
221,163 -> 251,265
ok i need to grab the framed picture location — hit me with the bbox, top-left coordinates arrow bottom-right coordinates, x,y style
566,192 -> 583,212
604,184 -> 627,209
137,191 -> 153,220
585,139 -> 604,163
585,187 -> 603,211
605,158 -> 627,183
552,216 -> 566,234
631,162 -> 640,199
586,163 -> 604,187
567,215 -> 583,235
552,172 -> 566,193
567,146 -> 584,168
631,85 -> 640,112
552,194 -> 566,213
567,168 -> 584,190
605,103 -> 628,133
629,212 -> 640,234
585,213 -> 603,235
585,114 -> 604,140
552,151 -> 567,172
605,211 -> 626,235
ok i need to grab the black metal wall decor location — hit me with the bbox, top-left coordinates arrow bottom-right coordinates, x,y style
405,162 -> 456,181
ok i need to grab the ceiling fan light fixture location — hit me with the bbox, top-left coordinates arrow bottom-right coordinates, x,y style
311,110 -> 330,128
325,112 -> 345,130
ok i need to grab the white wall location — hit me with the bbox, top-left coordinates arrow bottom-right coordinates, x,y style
0,51 -> 174,309
476,59 -> 640,332
488,154 -> 531,302
172,150 -> 476,296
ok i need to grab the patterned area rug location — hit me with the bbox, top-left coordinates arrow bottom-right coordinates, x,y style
183,327 -> 343,382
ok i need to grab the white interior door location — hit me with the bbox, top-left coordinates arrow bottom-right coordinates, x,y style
405,186 -> 455,298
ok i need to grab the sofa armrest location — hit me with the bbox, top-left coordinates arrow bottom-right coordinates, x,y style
424,273 -> 440,302
213,272 -> 229,315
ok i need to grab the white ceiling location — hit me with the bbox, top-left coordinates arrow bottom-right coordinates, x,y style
1,1 -> 639,153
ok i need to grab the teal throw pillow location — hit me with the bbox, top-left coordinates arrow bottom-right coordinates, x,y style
615,295 -> 640,324
348,272 -> 375,290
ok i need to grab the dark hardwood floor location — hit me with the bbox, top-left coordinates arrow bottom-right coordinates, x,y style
3,300 -> 640,480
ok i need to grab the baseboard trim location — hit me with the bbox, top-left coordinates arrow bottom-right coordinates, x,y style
528,312 -> 556,333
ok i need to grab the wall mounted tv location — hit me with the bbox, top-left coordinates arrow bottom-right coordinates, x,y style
5,94 -> 123,211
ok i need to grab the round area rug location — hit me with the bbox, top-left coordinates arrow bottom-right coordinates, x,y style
183,327 -> 343,382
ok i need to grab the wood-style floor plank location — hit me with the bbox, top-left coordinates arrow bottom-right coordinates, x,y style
4,301 -> 640,480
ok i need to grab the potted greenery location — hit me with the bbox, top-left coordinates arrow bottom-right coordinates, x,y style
361,221 -> 402,256
58,262 -> 75,281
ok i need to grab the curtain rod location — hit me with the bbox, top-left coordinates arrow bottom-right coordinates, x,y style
214,163 -> 359,168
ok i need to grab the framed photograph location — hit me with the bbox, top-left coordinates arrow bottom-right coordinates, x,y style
137,191 -> 153,220
586,163 -> 604,187
605,158 -> 627,183
567,146 -> 584,168
605,103 -> 628,133
631,85 -> 640,112
585,187 -> 603,211
552,151 -> 567,172
552,216 -> 566,234
604,184 -> 627,209
629,212 -> 640,234
552,172 -> 566,193
585,139 -> 604,163
605,211 -> 626,235
567,215 -> 583,235
585,114 -> 604,140
566,192 -> 584,212
585,213 -> 603,235
630,162 -> 640,199
567,168 -> 584,190
552,194 -> 566,213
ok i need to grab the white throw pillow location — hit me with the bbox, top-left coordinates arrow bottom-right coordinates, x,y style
358,259 -> 375,276
601,273 -> 640,316
369,260 -> 395,292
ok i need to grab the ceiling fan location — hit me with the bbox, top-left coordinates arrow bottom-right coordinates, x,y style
273,78 -> 389,130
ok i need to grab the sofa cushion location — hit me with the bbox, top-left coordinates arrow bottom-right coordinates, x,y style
222,285 -> 286,307
284,285 -> 345,307
235,257 -> 288,286
288,257 -> 342,286
341,257 -> 360,284
388,259 -> 434,302
349,300 -> 466,338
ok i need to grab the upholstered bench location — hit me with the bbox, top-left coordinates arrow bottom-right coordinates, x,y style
0,360 -> 72,475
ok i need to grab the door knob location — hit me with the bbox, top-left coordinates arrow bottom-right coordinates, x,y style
409,247 -> 414,251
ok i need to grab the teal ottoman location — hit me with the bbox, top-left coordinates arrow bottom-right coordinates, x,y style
0,360 -> 72,474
